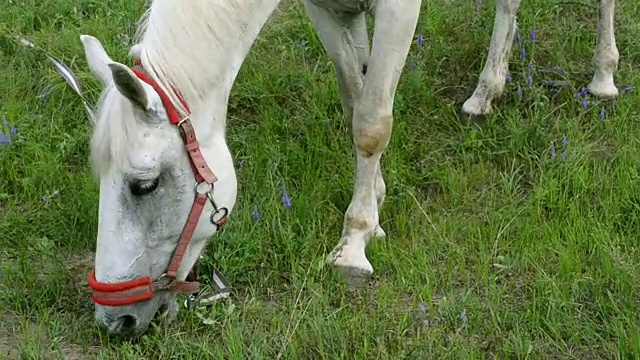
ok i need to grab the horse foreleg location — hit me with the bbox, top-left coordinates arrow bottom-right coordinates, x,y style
318,0 -> 421,277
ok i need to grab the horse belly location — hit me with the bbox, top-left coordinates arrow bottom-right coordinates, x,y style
307,0 -> 375,13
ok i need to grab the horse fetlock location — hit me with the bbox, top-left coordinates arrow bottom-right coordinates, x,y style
595,48 -> 619,71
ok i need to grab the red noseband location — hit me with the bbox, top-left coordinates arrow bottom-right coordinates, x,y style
87,59 -> 229,307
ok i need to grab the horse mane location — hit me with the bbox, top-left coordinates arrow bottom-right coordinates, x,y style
90,0 -> 248,176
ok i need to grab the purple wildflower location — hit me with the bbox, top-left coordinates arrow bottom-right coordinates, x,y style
517,84 -> 523,99
416,30 -> 423,47
460,309 -> 468,324
624,85 -> 635,94
5,135 -> 11,145
252,205 -> 260,221
520,46 -> 526,59
560,151 -> 567,161
42,190 -> 60,201
417,303 -> 427,314
10,126 -> 16,136
553,66 -> 567,75
282,189 -> 291,209
551,141 -> 557,158
0,133 -> 4,145
561,134 -> 567,146
2,119 -> 7,128
526,75 -> 533,86
581,97 -> 588,109
505,73 -> 512,83
530,27 -> 536,42
545,80 -> 570,87
599,107 -> 605,121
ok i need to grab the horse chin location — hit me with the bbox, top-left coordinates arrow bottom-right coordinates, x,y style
149,293 -> 179,326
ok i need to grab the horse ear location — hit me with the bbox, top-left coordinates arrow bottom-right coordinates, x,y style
80,35 -> 113,87
108,63 -> 152,111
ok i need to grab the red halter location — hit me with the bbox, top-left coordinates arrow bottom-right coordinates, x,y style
87,59 -> 229,307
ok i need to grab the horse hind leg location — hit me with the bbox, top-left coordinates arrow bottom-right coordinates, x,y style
462,0 -> 522,116
587,0 -> 619,97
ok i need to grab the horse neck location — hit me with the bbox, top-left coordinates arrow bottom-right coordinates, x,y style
136,0 -> 283,135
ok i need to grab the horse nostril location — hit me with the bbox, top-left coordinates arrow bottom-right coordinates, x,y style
115,315 -> 138,333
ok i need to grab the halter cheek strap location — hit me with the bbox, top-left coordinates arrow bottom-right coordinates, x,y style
87,59 -> 229,307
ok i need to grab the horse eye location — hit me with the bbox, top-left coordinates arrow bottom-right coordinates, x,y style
129,177 -> 160,196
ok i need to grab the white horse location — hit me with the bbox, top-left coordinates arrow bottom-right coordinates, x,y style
463,0 -> 619,115
81,0 -> 420,337
79,0 -> 619,338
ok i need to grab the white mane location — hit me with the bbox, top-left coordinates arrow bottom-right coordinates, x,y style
90,0 -> 253,175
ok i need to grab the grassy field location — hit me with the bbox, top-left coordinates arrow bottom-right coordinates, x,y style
2,0 -> 640,358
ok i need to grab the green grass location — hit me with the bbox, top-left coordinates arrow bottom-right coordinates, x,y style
2,0 -> 640,358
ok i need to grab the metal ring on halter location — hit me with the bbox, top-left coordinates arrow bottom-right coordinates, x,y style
210,207 -> 229,227
195,181 -> 213,196
155,273 -> 174,290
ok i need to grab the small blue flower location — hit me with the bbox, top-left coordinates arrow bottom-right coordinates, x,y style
252,205 -> 260,221
545,80 -> 571,88
282,189 -> 291,210
5,135 -> 11,145
561,134 -> 567,146
505,73 -> 512,83
460,309 -> 468,324
417,303 -> 427,314
554,66 -> 567,75
520,46 -> 526,59
2,119 -> 7,128
10,126 -> 16,136
517,84 -> 523,99
560,151 -> 567,161
530,27 -> 536,42
0,133 -> 4,145
624,85 -> 634,94
581,97 -> 588,109
416,30 -> 423,47
599,107 -> 605,121
526,75 -> 533,86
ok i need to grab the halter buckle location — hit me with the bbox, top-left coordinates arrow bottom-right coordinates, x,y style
155,273 -> 174,290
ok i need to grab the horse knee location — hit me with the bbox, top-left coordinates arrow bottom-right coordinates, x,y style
352,109 -> 393,157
